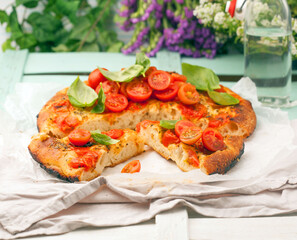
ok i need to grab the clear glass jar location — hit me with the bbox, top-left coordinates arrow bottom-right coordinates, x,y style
244,0 -> 292,107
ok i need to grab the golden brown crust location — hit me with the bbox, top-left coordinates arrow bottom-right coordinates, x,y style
137,122 -> 245,175
28,130 -> 144,182
199,136 -> 244,174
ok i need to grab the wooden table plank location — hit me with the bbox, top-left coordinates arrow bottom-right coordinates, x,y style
182,54 -> 297,78
0,50 -> 28,104
156,208 -> 189,240
189,216 -> 297,240
23,52 -> 158,74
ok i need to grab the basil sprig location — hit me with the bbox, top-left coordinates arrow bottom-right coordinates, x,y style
67,76 -> 98,108
98,65 -> 144,82
207,91 -> 239,105
160,119 -> 179,129
91,130 -> 120,145
91,83 -> 106,113
98,52 -> 150,82
135,52 -> 150,76
182,63 -> 239,106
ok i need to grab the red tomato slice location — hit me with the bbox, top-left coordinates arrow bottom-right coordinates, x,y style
154,82 -> 179,101
145,66 -> 157,77
171,72 -> 187,82
102,129 -> 124,139
180,126 -> 203,145
202,128 -> 226,152
208,113 -> 230,128
135,120 -> 159,132
55,114 -> 80,132
148,70 -> 171,91
175,120 -> 196,137
95,80 -> 120,95
69,151 -> 99,170
105,94 -> 128,112
88,68 -> 108,90
178,83 -> 200,105
121,160 -> 141,173
162,130 -> 180,147
187,149 -> 199,167
126,80 -> 153,102
68,129 -> 91,146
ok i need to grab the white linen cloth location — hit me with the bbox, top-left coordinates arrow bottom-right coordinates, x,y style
1,78 -> 297,239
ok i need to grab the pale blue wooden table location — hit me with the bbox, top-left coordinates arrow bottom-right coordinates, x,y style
1,50 -> 297,240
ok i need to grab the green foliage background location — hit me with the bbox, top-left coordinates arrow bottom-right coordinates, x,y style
0,0 -> 123,52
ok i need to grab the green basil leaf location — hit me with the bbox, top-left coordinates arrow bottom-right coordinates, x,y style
98,64 -> 144,82
67,76 -> 98,108
0,10 -> 8,24
207,91 -> 240,105
160,119 -> 179,129
135,52 -> 150,75
9,7 -> 23,40
56,0 -> 80,24
16,33 -> 37,49
91,83 -> 106,113
91,131 -> 120,145
182,63 -> 220,91
16,0 -> 38,8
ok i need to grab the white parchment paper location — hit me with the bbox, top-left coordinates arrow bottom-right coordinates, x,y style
1,77 -> 297,239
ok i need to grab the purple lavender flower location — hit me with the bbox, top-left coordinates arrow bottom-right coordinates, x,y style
184,7 -> 193,18
176,0 -> 184,3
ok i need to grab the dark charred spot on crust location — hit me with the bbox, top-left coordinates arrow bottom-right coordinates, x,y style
209,143 -> 245,175
28,148 -> 78,183
36,113 -> 39,118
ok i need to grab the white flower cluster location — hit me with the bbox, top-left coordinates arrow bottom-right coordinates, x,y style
193,1 -> 242,44
193,2 -> 222,27
193,0 -> 297,59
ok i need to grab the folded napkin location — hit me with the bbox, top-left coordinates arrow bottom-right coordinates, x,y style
1,78 -> 297,239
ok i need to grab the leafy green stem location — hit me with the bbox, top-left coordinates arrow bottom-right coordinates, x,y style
76,0 -> 111,52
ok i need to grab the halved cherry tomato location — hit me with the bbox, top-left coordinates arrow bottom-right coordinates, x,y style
171,72 -> 187,82
180,126 -> 203,145
55,114 -> 80,132
126,80 -> 152,102
95,80 -> 120,95
177,83 -> 200,105
69,151 -> 99,170
202,128 -> 226,152
187,149 -> 199,167
148,70 -> 171,91
154,82 -> 179,101
121,160 -> 141,173
145,66 -> 157,77
88,68 -> 108,90
105,93 -> 128,112
175,120 -> 196,137
162,130 -> 180,147
178,104 -> 208,120
208,113 -> 230,128
68,129 -> 91,146
135,120 -> 159,132
52,100 -> 72,112
102,129 -> 124,139
120,82 -> 129,98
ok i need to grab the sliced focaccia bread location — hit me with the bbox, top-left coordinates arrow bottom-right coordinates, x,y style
28,129 -> 144,182
137,120 -> 244,174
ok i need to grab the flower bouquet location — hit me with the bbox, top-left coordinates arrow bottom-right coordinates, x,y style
117,0 -> 297,60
